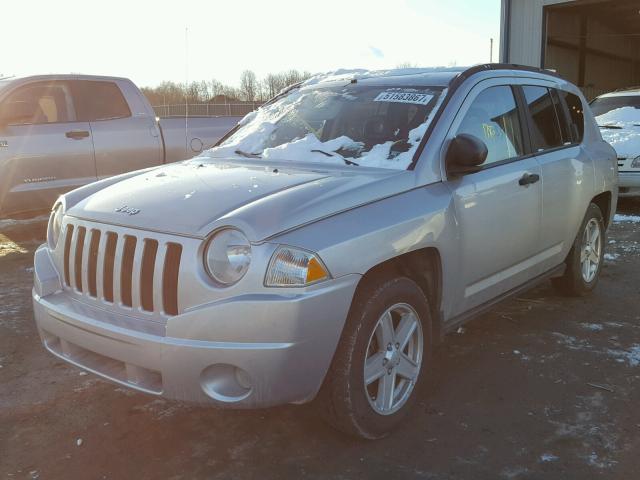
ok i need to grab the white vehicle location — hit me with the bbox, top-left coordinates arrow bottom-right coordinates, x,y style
591,89 -> 640,197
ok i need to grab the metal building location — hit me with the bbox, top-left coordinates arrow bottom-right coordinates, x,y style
501,0 -> 640,99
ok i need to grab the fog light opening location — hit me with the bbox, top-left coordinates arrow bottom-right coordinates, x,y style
200,364 -> 252,403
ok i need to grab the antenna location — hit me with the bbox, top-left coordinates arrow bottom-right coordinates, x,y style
490,38 -> 494,63
185,26 -> 189,155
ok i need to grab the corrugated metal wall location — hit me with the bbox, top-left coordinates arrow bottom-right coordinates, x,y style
500,0 -> 576,66
501,0 -> 640,99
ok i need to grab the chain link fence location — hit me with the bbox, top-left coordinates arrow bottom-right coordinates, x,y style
152,103 -> 262,118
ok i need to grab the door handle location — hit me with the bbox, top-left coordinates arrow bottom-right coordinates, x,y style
65,130 -> 90,140
519,173 -> 540,186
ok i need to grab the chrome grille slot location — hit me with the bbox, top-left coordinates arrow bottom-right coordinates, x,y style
140,239 -> 158,312
74,227 -> 86,292
87,230 -> 101,297
103,232 -> 117,303
163,243 -> 182,316
60,219 -> 184,319
120,235 -> 137,308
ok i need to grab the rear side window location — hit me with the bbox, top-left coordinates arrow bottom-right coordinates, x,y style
455,86 -> 525,165
72,81 -> 131,122
522,86 -> 564,152
558,90 -> 585,143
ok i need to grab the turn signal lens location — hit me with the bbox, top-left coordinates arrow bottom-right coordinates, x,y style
265,247 -> 330,287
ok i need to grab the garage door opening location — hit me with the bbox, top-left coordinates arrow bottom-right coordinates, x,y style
543,0 -> 640,100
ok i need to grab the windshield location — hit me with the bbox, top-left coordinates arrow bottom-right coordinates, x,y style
205,84 -> 444,170
591,96 -> 640,125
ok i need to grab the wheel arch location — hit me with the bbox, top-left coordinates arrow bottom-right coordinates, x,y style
591,191 -> 612,228
354,247 -> 444,343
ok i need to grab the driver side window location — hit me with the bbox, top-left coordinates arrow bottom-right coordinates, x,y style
2,82 -> 75,125
455,86 -> 525,166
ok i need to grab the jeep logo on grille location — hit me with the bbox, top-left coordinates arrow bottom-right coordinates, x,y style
115,205 -> 141,216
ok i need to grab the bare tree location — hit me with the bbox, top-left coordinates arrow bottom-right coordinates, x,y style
239,70 -> 258,102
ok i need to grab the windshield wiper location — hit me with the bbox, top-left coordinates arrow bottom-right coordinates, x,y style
311,149 -> 360,166
234,149 -> 262,158
598,124 -> 623,130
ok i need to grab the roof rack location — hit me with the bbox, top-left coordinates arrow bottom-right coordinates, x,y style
461,63 -> 563,80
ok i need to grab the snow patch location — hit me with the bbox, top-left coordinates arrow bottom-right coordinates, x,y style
604,253 -> 619,261
302,67 -> 463,87
539,453 -> 559,463
205,78 -> 447,171
606,344 -> 640,367
614,214 -> 640,223
581,323 -> 604,332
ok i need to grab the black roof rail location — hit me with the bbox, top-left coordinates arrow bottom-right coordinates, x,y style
458,63 -> 564,81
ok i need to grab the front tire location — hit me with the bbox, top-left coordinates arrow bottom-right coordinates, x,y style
316,274 -> 432,439
552,203 -> 605,296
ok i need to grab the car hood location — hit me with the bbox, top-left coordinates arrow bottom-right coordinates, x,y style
68,159 -> 413,240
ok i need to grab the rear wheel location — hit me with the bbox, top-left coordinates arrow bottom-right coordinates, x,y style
317,274 -> 432,439
552,203 -> 605,296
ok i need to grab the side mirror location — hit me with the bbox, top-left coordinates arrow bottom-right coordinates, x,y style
446,134 -> 488,176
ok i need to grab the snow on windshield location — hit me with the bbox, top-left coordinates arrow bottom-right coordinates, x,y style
596,106 -> 640,126
205,83 -> 445,170
595,107 -> 640,156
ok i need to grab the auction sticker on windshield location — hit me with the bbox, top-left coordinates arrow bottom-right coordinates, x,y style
373,91 -> 434,105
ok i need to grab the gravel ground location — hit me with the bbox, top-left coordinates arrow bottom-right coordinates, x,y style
1,201 -> 639,480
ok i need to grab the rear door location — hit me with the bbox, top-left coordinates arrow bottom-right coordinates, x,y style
0,81 -> 96,217
71,80 -> 163,179
520,85 -> 590,271
445,82 -> 543,315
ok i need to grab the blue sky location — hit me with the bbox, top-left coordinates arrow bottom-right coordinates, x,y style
2,0 -> 501,88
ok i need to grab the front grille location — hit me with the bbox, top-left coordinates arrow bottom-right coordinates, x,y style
62,220 -> 182,316
618,156 -> 627,168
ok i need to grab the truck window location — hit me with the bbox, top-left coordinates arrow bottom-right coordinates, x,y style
72,81 -> 131,122
2,82 -> 74,125
455,86 -> 525,166
559,91 -> 585,143
522,86 -> 564,152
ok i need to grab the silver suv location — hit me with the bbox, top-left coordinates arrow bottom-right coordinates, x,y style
32,65 -> 617,439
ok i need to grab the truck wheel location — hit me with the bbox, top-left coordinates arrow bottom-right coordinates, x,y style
552,203 -> 605,296
316,274 -> 432,439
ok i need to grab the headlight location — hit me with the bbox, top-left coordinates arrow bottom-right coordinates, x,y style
204,229 -> 252,285
265,246 -> 330,287
47,203 -> 64,249
631,156 -> 640,168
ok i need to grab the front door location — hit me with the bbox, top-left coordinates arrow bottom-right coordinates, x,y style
446,84 -> 543,315
0,81 -> 96,217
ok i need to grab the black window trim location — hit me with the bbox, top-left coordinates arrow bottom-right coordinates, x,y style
557,88 -> 585,145
2,80 -> 81,127
450,83 -> 580,176
516,85 -> 581,158
452,84 -> 533,174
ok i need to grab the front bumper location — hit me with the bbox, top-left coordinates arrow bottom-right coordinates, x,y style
618,172 -> 640,197
32,244 -> 360,407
